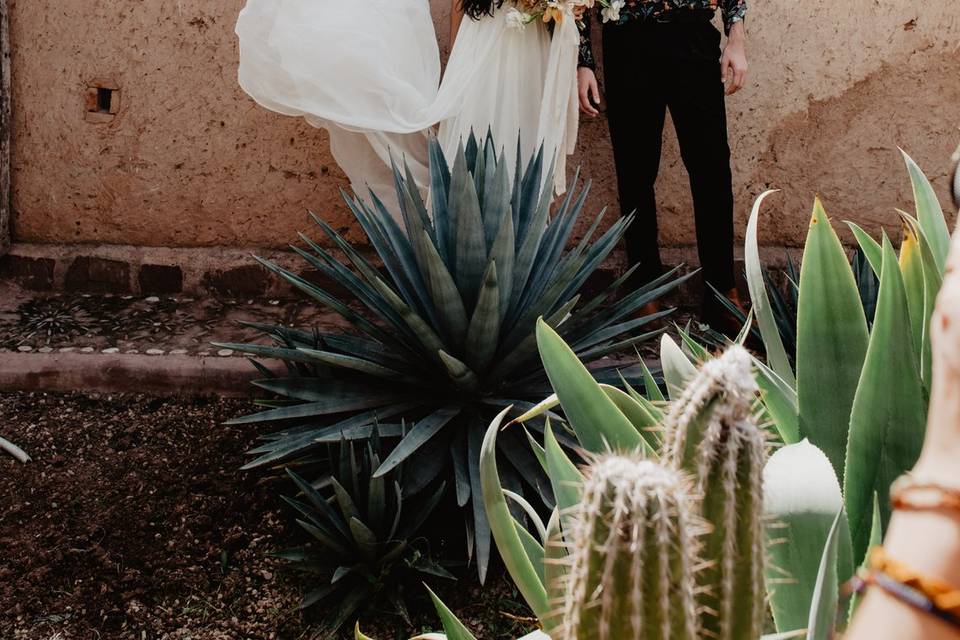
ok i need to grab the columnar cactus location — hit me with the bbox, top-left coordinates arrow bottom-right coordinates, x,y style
662,346 -> 767,640
559,454 -> 702,640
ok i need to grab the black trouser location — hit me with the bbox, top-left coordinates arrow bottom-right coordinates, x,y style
603,17 -> 736,294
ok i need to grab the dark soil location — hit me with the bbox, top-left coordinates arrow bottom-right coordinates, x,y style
0,392 -> 532,640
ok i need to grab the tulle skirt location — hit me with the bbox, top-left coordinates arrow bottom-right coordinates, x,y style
235,0 -> 579,208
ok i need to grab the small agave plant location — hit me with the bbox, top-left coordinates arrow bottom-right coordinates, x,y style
219,132 -> 688,578
278,433 -> 450,633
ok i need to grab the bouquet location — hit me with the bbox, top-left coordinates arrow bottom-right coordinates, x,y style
505,0 -> 626,29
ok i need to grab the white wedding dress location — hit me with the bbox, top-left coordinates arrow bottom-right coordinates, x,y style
235,0 -> 580,208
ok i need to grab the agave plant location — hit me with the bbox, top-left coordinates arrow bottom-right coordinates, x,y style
362,333 -> 780,640
218,132 -> 688,579
277,433 -> 450,633
711,246 -> 879,356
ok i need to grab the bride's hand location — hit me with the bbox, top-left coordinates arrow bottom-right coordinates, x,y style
578,67 -> 601,117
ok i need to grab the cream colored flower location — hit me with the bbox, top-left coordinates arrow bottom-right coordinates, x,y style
600,0 -> 625,22
542,1 -> 566,24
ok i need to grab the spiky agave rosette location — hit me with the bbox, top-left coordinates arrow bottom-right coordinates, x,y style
559,454 -> 702,640
662,346 -> 768,640
219,132 -> 688,579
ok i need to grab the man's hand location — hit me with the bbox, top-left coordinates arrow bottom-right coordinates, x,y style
578,67 -> 601,116
720,21 -> 748,95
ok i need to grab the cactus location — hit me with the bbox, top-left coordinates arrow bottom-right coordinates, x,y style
558,454 -> 701,640
662,345 -> 767,640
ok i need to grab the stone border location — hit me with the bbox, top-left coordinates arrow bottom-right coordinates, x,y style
0,241 -> 793,298
0,352 -> 284,397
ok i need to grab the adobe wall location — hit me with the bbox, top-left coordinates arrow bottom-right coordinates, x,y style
8,0 -> 959,251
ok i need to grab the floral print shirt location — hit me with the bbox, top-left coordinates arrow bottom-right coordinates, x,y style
578,0 -> 748,69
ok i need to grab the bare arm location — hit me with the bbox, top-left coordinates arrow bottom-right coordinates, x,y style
450,0 -> 464,47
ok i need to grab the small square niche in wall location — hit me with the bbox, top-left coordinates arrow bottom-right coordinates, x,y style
84,79 -> 121,123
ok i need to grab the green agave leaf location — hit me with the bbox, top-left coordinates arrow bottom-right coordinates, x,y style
468,417 -> 492,584
542,508 -> 566,635
250,378 -> 402,405
504,489 -> 548,542
252,256 -> 398,349
464,261 -> 501,372
660,333 -> 698,400
544,420 -> 583,538
676,325 -> 711,363
349,517 -> 379,562
480,409 -> 550,621
899,223 -> 927,374
293,517 -> 352,557
846,222 -> 882,277
450,430 -> 471,507
796,198 -> 869,482
902,149 -> 950,274
326,585 -> 373,634
487,203 -> 516,319
415,229 -> 469,346
452,158 -> 487,307
753,358 -> 800,444
597,384 -> 659,454
536,319 -> 643,452
438,351 -> 481,390
848,493 -> 883,618
286,468 -> 352,538
428,137 -> 451,262
374,407 -> 461,478
636,355 -> 665,402
806,510 -> 846,640
296,348 -> 407,381
898,210 -> 943,388
763,440 -> 852,634
330,477 -> 361,524
425,586 -> 477,640
747,190 -> 796,387
844,237 -> 927,564
368,275 -> 446,359
513,516 -> 546,583
481,147 -> 510,248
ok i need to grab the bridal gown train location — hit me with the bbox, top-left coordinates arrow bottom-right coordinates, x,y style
235,0 -> 580,210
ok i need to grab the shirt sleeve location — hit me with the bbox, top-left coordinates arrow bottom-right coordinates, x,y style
577,11 -> 596,69
721,0 -> 747,34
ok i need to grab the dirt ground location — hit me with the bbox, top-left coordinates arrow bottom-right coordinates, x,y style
0,391 -> 532,640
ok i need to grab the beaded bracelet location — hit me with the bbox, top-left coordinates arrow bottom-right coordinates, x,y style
850,546 -> 960,631
890,476 -> 960,513
850,570 -> 960,630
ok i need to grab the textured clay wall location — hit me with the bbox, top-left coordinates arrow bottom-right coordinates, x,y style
8,0 -> 960,251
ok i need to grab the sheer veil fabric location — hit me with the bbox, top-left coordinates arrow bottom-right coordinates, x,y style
235,0 -> 580,211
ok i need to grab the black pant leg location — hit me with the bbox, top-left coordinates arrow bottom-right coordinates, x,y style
664,27 -> 736,293
602,25 -> 668,288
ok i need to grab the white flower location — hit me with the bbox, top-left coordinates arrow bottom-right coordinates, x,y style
505,7 -> 531,30
600,0 -> 625,23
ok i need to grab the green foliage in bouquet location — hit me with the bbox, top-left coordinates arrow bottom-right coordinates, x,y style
219,132 -> 688,579
277,434 -> 450,633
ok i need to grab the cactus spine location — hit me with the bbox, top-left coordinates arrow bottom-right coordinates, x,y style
559,455 -> 701,640
663,345 -> 767,640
